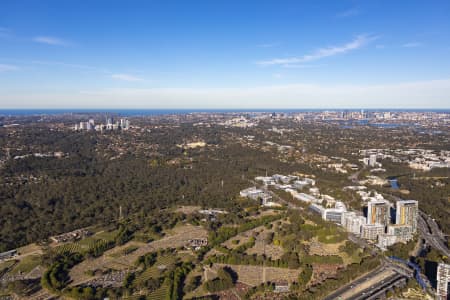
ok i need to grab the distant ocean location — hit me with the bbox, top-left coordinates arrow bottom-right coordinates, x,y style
0,108 -> 449,117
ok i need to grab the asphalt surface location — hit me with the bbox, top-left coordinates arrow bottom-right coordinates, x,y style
323,262 -> 388,300
418,212 -> 450,257
347,273 -> 405,300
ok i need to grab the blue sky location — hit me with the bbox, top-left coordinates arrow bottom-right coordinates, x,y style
1,0 -> 450,108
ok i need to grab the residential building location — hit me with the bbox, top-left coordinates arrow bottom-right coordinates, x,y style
387,224 -> 413,242
377,235 -> 398,250
367,200 -> 390,226
437,263 -> 450,300
361,224 -> 385,240
395,200 -> 419,233
342,212 -> 366,235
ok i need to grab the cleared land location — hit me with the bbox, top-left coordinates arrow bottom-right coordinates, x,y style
69,224 -> 207,286
212,263 -> 301,286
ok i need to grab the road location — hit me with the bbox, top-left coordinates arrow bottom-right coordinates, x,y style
418,212 -> 450,257
347,273 -> 406,300
324,257 -> 413,300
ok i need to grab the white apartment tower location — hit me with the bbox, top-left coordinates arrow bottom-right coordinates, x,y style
395,200 -> 419,233
437,263 -> 450,300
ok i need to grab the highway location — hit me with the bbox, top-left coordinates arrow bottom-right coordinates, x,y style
418,211 -> 450,257
324,259 -> 412,300
347,273 -> 406,300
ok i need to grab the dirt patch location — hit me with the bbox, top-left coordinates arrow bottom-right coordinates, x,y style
307,237 -> 345,256
175,205 -> 202,214
310,263 -> 342,286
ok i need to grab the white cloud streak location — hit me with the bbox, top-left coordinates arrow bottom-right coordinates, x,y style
402,42 -> 422,48
2,79 -> 449,109
257,43 -> 279,48
111,73 -> 144,82
33,36 -> 69,46
0,64 -> 18,72
0,27 -> 10,37
257,35 -> 377,66
336,9 -> 360,18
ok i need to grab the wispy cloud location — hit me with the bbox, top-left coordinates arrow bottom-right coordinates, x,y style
272,73 -> 282,79
31,60 -> 107,72
33,36 -> 70,46
111,73 -> 144,82
0,27 -> 11,38
257,43 -> 279,48
281,64 -> 323,69
257,35 -> 377,66
402,42 -> 422,48
336,8 -> 360,18
6,78 -> 449,109
0,64 -> 18,72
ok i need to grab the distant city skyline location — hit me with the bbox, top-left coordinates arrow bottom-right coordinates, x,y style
1,1 -> 450,108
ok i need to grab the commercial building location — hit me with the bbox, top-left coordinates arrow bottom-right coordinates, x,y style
367,200 -> 390,226
239,187 -> 272,204
369,154 -> 377,167
322,201 -> 347,224
309,203 -> 325,215
395,200 -> 418,233
361,224 -> 385,240
437,263 -> 450,300
294,193 -> 318,203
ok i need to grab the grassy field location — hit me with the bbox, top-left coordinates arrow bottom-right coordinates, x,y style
0,260 -> 16,273
10,254 -> 41,275
146,282 -> 169,300
52,229 -> 119,255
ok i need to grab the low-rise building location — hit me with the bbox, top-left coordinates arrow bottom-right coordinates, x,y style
387,224 -> 413,242
294,193 -> 318,203
361,224 -> 385,240
377,234 -> 398,250
341,212 -> 366,235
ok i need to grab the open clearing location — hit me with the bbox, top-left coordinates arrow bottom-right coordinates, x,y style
212,263 -> 301,286
175,205 -> 202,214
308,237 -> 345,256
69,224 -> 207,286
